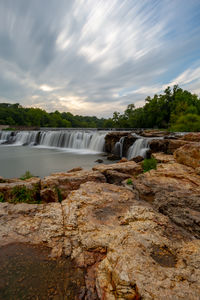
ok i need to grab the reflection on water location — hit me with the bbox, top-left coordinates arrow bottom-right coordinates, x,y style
0,146 -> 110,178
0,243 -> 86,300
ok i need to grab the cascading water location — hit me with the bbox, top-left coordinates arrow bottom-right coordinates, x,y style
0,130 -> 106,152
127,138 -> 150,159
114,136 -> 125,157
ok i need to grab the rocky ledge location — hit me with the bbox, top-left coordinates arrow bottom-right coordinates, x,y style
0,133 -> 200,299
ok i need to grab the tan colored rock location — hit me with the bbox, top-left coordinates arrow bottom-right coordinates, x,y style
152,152 -> 175,163
181,132 -> 200,142
62,182 -> 200,299
149,139 -> 190,154
0,202 -> 63,257
103,170 -> 134,185
141,129 -> 169,137
93,161 -> 142,177
119,157 -> 128,163
40,169 -> 106,202
174,142 -> 200,169
0,177 -> 41,203
133,163 -> 200,237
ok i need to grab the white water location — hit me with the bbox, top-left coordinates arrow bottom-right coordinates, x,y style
0,130 -> 106,153
127,138 -> 150,159
114,136 -> 125,157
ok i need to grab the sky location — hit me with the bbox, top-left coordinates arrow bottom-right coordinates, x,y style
0,0 -> 200,117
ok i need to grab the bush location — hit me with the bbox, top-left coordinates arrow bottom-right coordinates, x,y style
11,186 -> 40,204
142,158 -> 157,173
20,171 -> 35,180
171,114 -> 200,132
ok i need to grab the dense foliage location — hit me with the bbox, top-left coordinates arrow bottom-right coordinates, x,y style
0,85 -> 200,131
0,103 -> 106,128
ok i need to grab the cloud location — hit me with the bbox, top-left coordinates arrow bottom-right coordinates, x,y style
0,0 -> 200,117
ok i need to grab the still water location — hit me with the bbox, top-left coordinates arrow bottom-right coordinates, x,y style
0,145 -> 109,178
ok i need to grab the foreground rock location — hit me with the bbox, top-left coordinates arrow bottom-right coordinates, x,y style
132,163 -> 200,238
174,142 -> 200,169
40,169 -> 106,202
152,152 -> 175,163
1,181 -> 200,299
93,161 -> 142,176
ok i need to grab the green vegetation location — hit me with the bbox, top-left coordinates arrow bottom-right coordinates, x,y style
111,85 -> 200,131
11,186 -> 40,204
54,186 -> 63,203
126,178 -> 133,185
142,158 -> 157,173
20,171 -> 35,180
1,85 -> 200,131
0,192 -> 5,202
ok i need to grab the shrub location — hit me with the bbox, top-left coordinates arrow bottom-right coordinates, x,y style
142,158 -> 157,173
11,186 -> 40,204
20,171 -> 35,180
126,178 -> 133,185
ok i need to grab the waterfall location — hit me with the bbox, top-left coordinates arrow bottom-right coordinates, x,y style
0,130 -> 106,152
127,138 -> 150,159
114,136 -> 125,158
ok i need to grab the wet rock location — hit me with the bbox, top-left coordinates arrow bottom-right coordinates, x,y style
93,161 -> 142,177
95,159 -> 103,163
67,167 -> 83,172
107,153 -> 120,160
174,142 -> 200,169
130,155 -> 144,163
104,131 -> 129,153
40,170 -> 106,202
149,139 -> 191,154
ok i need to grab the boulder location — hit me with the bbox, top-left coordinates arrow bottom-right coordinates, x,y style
152,152 -> 175,163
40,170 -> 106,202
149,139 -> 190,154
181,132 -> 200,142
174,142 -> 200,169
132,163 -> 200,237
93,161 -> 142,177
62,182 -> 200,299
118,157 -> 128,163
130,155 -> 144,163
104,131 -> 129,153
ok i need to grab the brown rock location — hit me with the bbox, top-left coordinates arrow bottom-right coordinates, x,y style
118,157 -> 128,163
40,170 -> 106,202
130,155 -> 144,163
174,142 -> 200,169
67,167 -> 83,173
93,161 -> 142,177
104,132 -> 129,153
103,170 -> 134,185
133,163 -> 200,237
181,132 -> 200,142
152,152 -> 175,163
141,129 -> 169,137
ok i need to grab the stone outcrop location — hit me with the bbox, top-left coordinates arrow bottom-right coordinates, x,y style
152,152 -> 175,163
1,182 -> 199,299
104,132 -> 129,153
40,170 -> 106,202
149,139 -> 190,154
181,132 -> 200,142
132,163 -> 200,238
93,161 -> 142,177
174,142 -> 200,169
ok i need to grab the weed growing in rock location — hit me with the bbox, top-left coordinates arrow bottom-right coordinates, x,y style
126,178 -> 133,185
20,171 -> 35,180
55,186 -> 63,203
11,186 -> 40,204
142,158 -> 157,173
0,192 -> 5,202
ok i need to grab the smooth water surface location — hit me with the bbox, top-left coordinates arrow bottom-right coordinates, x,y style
0,145 -> 109,178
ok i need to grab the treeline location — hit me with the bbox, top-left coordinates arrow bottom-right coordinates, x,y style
0,85 -> 200,131
111,85 -> 200,131
0,103 -> 106,128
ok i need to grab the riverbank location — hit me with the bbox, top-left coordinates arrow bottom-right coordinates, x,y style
0,132 -> 200,299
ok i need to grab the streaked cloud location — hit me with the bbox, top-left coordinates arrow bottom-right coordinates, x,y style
0,0 -> 200,117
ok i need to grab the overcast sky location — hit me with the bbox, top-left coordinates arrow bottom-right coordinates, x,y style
0,0 -> 200,117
